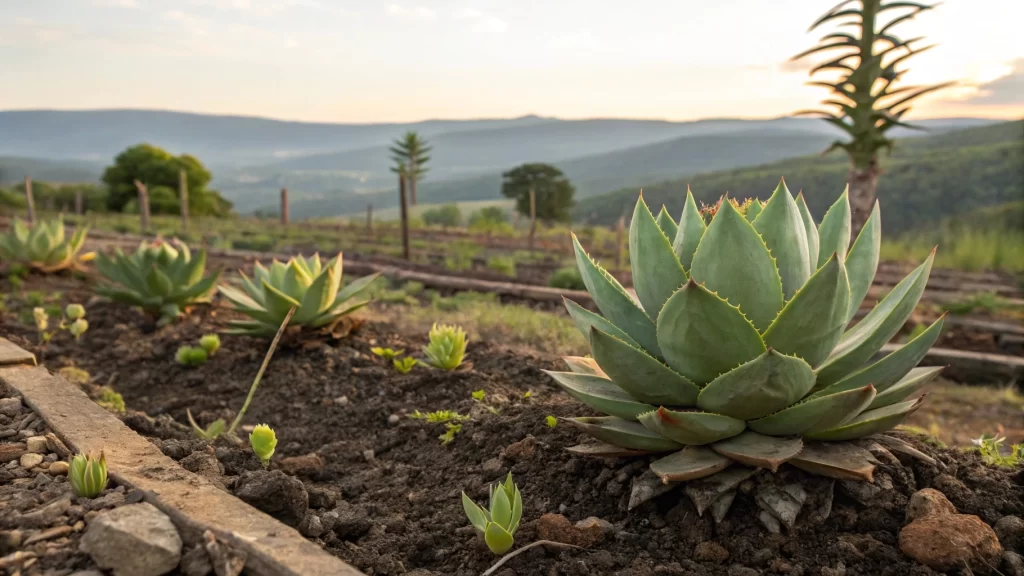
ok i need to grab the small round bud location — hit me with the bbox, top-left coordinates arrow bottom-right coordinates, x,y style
65,303 -> 86,320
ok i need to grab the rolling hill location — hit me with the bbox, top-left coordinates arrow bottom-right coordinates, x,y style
572,120 -> 1024,234
0,156 -> 104,185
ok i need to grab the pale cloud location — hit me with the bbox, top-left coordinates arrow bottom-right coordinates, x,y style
454,8 -> 508,34
11,18 -> 70,44
386,4 -> 436,21
956,59 -> 1024,106
91,0 -> 139,7
162,10 -> 211,37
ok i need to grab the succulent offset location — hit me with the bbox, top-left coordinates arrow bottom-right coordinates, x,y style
550,181 -> 943,490
219,253 -> 377,336
461,472 -> 523,554
0,217 -> 93,273
249,424 -> 277,467
69,452 -> 108,498
422,323 -> 468,370
95,239 -> 221,324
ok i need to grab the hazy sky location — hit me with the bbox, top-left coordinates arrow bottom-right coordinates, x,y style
1,0 -> 1022,123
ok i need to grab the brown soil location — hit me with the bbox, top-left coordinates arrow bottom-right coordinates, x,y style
3,273 -> 1024,576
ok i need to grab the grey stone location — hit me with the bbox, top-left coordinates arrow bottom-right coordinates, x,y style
179,545 -> 213,576
0,397 -> 22,417
80,502 -> 183,576
1002,551 -> 1024,576
994,516 -> 1024,551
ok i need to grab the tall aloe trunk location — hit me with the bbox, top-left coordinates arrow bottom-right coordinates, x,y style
848,157 -> 879,238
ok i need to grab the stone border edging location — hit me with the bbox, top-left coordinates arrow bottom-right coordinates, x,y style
0,337 -> 364,576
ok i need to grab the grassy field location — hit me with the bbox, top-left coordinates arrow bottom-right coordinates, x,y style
338,199 -> 516,222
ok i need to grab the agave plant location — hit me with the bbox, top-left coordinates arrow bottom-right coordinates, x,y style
0,217 -> 93,273
219,253 -> 378,336
69,452 -> 108,498
462,472 -> 523,555
95,240 -> 221,325
550,180 -> 943,499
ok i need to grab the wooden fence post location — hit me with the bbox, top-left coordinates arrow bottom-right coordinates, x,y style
24,177 -> 36,225
134,180 -> 150,234
280,188 -> 289,227
74,189 -> 83,215
179,169 -> 189,233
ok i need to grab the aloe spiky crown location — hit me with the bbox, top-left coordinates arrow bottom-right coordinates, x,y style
219,253 -> 378,337
95,239 -> 221,324
551,179 -> 942,494
0,217 -> 93,273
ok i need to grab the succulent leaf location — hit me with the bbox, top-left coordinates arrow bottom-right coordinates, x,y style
590,327 -> 700,407
655,205 -> 679,240
650,446 -> 732,483
752,180 -> 811,300
748,384 -> 876,436
813,315 -> 944,397
572,234 -> 660,356
788,442 -> 876,482
762,254 -> 851,367
710,431 -> 803,472
544,371 -> 654,420
484,523 -> 514,555
630,196 -> 688,321
816,188 -> 852,267
657,280 -> 766,385
0,217 -> 91,273
638,407 -> 746,445
564,297 -> 640,349
696,349 -> 816,420
806,397 -> 924,441
671,189 -> 707,272
844,201 -> 882,322
867,366 -> 941,410
795,193 -> 820,268
815,251 -> 934,386
461,492 -> 488,533
689,196 -> 784,331
565,417 -> 684,452
562,355 -> 607,377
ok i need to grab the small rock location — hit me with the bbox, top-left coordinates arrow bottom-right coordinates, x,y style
45,433 -> 72,458
49,461 -> 69,475
20,452 -> 43,469
502,436 -> 537,461
307,486 -> 340,510
331,502 -> 372,540
727,565 -> 759,576
179,544 -> 213,576
0,442 -> 27,463
0,397 -> 22,417
233,470 -> 308,527
537,513 -> 577,545
994,516 -> 1024,551
361,450 -> 375,463
387,414 -> 400,425
87,491 -> 126,510
693,541 -> 730,563
179,451 -> 225,484
0,529 -> 23,554
34,472 -> 52,487
25,436 -> 48,454
481,457 -> 502,473
906,488 -> 958,522
80,502 -> 183,576
573,517 -> 614,546
69,571 -> 105,576
299,513 -> 324,538
1002,551 -> 1024,576
334,396 -> 349,406
278,453 -> 324,477
899,513 -> 1002,572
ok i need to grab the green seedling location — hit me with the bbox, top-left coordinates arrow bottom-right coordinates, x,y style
69,452 -> 108,498
393,356 -> 417,374
461,472 -> 523,555
972,434 -> 1024,468
250,424 -> 278,467
176,346 -> 209,367
409,410 -> 470,445
371,347 -> 404,361
199,334 -> 221,356
472,390 -> 499,415
97,388 -> 126,413
422,323 -> 468,370
545,416 -> 558,428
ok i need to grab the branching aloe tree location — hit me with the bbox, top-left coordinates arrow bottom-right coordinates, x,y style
389,132 -> 431,206
792,0 -> 953,233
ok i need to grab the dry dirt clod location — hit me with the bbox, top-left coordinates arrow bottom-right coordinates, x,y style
277,453 -> 324,477
899,513 -> 1003,573
536,513 -> 577,545
905,487 -> 958,522
693,541 -> 730,563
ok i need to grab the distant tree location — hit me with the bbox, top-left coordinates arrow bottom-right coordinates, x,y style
389,132 -> 431,206
792,0 -> 952,233
422,204 -> 462,228
102,144 -> 232,217
469,206 -> 508,225
501,163 -> 575,223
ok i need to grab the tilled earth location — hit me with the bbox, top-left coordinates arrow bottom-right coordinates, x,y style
2,273 -> 1023,575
